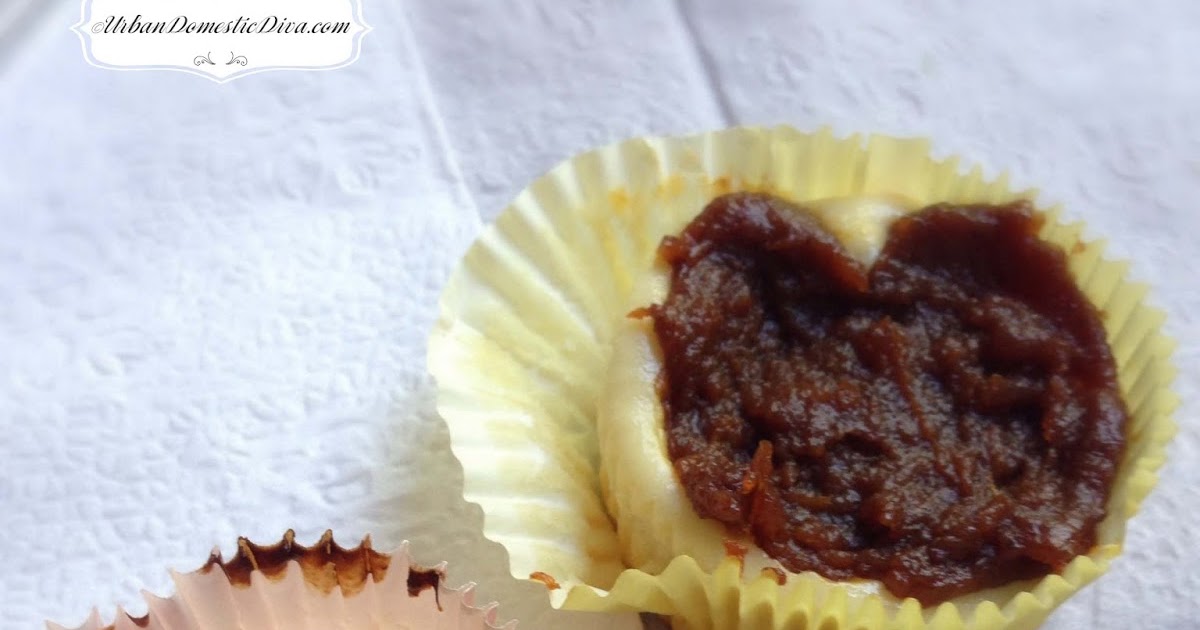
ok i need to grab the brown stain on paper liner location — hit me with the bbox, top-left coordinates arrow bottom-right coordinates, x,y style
97,530 -> 446,629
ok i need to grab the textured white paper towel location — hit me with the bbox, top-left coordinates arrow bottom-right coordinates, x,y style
1,1 -> 1197,629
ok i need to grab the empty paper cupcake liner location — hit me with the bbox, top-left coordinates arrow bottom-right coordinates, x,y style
428,126 -> 1177,629
50,530 -> 515,630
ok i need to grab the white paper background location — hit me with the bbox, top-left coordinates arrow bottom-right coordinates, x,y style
1,1 -> 1197,628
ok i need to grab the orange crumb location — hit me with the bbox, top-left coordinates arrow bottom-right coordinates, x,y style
529,571 -> 561,590
761,567 -> 787,585
628,306 -> 654,319
723,539 -> 748,562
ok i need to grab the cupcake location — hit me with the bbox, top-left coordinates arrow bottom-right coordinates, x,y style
50,531 -> 514,630
429,127 -> 1176,629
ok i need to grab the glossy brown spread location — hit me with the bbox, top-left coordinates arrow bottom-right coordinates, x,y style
644,193 -> 1127,604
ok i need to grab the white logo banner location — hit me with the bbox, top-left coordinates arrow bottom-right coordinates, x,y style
71,0 -> 371,82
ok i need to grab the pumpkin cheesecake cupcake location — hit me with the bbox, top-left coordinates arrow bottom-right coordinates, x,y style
429,127 -> 1176,629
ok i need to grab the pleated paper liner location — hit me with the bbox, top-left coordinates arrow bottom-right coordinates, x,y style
428,126 -> 1177,629
49,531 -> 515,630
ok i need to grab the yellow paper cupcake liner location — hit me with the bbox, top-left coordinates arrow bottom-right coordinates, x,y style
429,126 -> 1177,629
50,531 -> 515,630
